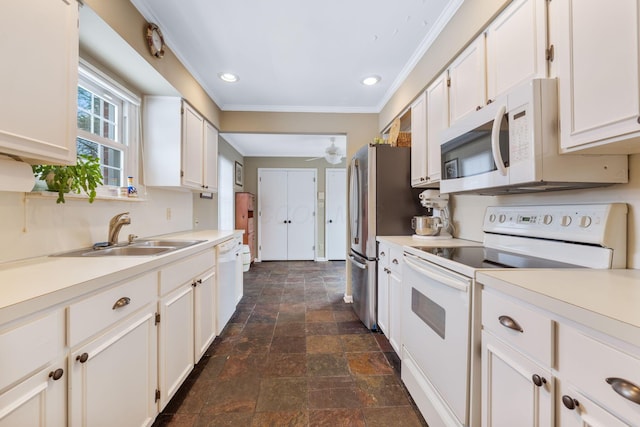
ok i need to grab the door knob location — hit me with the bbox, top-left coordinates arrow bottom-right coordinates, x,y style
328,219 -> 333,223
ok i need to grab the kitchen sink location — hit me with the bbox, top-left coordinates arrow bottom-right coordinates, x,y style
51,239 -> 205,257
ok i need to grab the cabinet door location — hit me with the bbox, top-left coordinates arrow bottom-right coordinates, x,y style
485,0 -> 547,101
388,269 -> 402,356
425,71 -> 449,183
181,102 -> 205,190
69,308 -> 158,427
551,0 -> 640,152
377,243 -> 390,335
194,270 -> 216,361
410,93 -> 428,187
449,36 -> 487,125
482,331 -> 553,427
0,361 -> 66,427
158,283 -> 194,409
203,121 -> 218,192
558,382 -> 629,427
0,0 -> 78,165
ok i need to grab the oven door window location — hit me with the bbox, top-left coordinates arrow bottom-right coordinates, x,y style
411,287 -> 446,339
441,116 -> 509,179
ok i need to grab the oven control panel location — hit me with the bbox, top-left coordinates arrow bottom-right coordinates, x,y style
483,204 -> 627,246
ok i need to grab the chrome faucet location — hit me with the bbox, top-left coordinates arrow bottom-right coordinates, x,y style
108,212 -> 131,246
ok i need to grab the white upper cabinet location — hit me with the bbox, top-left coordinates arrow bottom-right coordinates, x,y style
550,0 -> 640,154
485,0 -> 548,101
0,0 -> 78,165
425,71 -> 449,184
410,93 -> 429,187
144,97 -> 219,191
448,36 -> 487,125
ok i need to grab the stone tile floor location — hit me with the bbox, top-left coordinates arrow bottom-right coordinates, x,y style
152,261 -> 427,427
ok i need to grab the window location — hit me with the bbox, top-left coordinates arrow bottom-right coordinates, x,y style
77,60 -> 140,188
218,154 -> 234,230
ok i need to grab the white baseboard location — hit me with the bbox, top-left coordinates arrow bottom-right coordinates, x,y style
316,257 -> 327,262
343,294 -> 353,303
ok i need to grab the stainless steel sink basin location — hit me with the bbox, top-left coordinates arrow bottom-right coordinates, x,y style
130,239 -> 204,249
51,239 -> 205,257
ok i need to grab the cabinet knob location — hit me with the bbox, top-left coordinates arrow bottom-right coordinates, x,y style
392,259 -> 399,265
606,377 -> 640,405
49,368 -> 64,381
532,374 -> 547,387
76,353 -> 89,364
498,315 -> 523,332
561,395 -> 579,410
486,99 -> 494,105
476,105 -> 482,111
112,297 -> 131,310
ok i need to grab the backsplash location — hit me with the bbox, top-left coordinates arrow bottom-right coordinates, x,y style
0,188 -> 193,264
452,154 -> 640,269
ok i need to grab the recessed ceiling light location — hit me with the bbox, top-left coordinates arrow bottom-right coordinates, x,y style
361,75 -> 381,86
218,72 -> 239,83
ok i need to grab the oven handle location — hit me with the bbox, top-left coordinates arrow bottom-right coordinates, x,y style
404,254 -> 470,292
491,105 -> 508,176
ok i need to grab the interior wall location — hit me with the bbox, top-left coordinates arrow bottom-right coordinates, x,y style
0,189 -> 192,263
242,157 -> 347,259
452,154 -> 640,269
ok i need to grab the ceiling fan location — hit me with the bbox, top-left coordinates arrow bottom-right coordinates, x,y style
306,138 -> 344,164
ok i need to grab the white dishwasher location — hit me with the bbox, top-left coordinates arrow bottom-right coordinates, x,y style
216,237 -> 242,334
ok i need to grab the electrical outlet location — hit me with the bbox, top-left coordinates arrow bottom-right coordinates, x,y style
166,208 -> 172,220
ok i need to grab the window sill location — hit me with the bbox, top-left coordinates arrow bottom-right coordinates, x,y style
27,191 -> 146,203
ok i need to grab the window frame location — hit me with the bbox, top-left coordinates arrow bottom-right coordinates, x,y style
77,59 -> 141,190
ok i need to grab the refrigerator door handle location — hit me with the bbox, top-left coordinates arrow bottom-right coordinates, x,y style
349,158 -> 360,245
348,254 -> 368,270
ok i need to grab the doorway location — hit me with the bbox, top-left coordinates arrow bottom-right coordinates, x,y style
258,168 -> 317,261
325,168 -> 346,260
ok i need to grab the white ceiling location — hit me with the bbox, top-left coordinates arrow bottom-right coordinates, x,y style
128,0 -> 463,113
221,133 -> 347,159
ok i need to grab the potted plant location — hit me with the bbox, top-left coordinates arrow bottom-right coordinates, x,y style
32,154 -> 103,203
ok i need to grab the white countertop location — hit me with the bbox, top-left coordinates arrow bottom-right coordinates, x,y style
376,235 -> 482,248
477,269 -> 640,348
0,229 -> 242,324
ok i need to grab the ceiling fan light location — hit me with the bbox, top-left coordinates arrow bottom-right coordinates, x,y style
361,75 -> 381,86
325,153 -> 342,164
219,72 -> 239,83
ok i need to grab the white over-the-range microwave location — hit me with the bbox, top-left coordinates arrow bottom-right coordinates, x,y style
439,78 -> 628,195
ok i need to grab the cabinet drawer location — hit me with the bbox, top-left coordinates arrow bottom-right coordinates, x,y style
558,324 -> 640,424
482,290 -> 554,367
160,249 -> 213,295
68,272 -> 156,347
0,310 -> 65,392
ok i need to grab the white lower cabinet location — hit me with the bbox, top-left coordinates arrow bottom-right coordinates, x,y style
158,283 -> 195,410
69,307 -> 158,427
376,241 -> 403,356
0,359 -> 67,427
481,331 -> 553,427
481,287 -> 640,427
157,249 -> 217,408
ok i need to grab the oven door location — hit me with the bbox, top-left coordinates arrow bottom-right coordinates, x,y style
402,252 -> 472,425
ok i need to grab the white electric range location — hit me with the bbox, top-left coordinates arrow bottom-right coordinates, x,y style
400,203 -> 628,427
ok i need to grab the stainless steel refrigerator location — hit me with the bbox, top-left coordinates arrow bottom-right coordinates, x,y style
348,144 -> 423,330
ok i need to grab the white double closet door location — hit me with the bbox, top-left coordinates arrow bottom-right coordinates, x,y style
258,168 -> 317,261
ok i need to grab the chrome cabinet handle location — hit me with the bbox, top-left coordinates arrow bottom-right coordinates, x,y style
498,315 -> 523,332
562,395 -> 579,410
606,377 -> 640,405
532,374 -> 546,387
112,297 -> 131,310
49,368 -> 64,381
76,353 -> 89,363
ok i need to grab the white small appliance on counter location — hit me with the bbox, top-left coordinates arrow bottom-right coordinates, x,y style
401,203 -> 627,427
411,189 -> 453,240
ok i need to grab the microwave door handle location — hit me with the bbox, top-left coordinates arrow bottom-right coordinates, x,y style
491,105 -> 508,176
